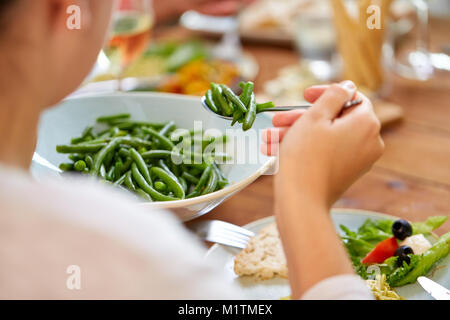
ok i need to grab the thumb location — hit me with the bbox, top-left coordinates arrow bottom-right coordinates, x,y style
309,81 -> 357,120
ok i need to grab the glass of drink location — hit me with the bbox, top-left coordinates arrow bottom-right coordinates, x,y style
293,0 -> 337,82
104,0 -> 154,90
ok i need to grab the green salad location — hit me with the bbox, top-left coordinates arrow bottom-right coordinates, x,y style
341,216 -> 450,287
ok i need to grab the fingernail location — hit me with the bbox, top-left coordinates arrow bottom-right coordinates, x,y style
340,80 -> 356,90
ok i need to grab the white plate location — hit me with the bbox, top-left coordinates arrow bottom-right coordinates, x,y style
205,208 -> 450,300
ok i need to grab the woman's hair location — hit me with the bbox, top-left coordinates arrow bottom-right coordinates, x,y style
0,0 -> 21,34
0,0 -> 14,12
0,0 -> 15,25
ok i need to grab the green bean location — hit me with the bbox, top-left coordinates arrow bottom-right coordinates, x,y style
84,138 -> 109,145
74,160 -> 87,172
132,163 -> 178,201
218,180 -> 228,189
114,160 -> 123,179
129,148 -> 152,185
157,159 -> 177,179
120,137 -> 152,148
90,138 -> 123,176
159,121 -> 176,137
201,135 -> 228,152
104,150 -> 115,168
189,167 -> 202,176
201,169 -> 218,195
110,127 -> 120,137
114,173 -> 126,186
96,113 -> 130,123
211,83 -> 233,116
56,143 -> 107,154
205,89 -> 219,113
184,151 -> 231,164
150,166 -> 185,199
194,165 -> 211,193
179,176 -> 188,193
99,164 -> 106,179
243,93 -> 257,131
114,130 -> 128,137
220,84 -> 247,113
170,162 -> 181,177
236,82 -> 254,128
118,148 -> 130,158
68,154 -> 84,162
186,190 -> 200,199
240,81 -> 254,106
121,157 -> 133,174
231,110 -> 243,126
85,155 -> 94,169
124,170 -> 136,191
114,122 -> 135,130
142,127 -> 174,150
141,150 -> 173,159
212,162 -> 227,181
152,121 -> 176,147
71,126 -> 93,144
59,163 -> 73,171
136,188 -> 153,201
106,165 -> 115,181
115,121 -> 167,130
182,171 -> 200,185
256,101 -> 275,113
154,181 -> 167,192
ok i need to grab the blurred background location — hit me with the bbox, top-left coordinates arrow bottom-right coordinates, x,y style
81,0 -> 450,115
73,0 -> 450,230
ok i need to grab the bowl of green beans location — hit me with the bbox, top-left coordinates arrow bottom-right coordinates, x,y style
32,92 -> 276,221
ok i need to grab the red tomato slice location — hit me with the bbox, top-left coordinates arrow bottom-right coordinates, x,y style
361,237 -> 399,264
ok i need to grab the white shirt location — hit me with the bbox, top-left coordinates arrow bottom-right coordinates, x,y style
0,166 -> 373,299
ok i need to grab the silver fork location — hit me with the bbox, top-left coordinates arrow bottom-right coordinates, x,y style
187,220 -> 255,249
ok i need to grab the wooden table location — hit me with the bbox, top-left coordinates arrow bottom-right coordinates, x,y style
156,20 -> 450,235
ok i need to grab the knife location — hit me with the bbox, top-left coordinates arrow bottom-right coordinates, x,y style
417,276 -> 450,300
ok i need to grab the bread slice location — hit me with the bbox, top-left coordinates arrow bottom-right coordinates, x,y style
233,223 -> 288,280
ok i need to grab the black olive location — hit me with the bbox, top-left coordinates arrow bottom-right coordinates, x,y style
392,219 -> 412,240
396,254 -> 410,266
395,245 -> 414,266
395,245 -> 414,256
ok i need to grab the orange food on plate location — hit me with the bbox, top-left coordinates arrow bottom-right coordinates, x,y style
159,59 -> 240,96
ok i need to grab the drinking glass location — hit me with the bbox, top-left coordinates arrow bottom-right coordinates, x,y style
388,0 -> 434,81
293,0 -> 337,81
103,0 -> 154,90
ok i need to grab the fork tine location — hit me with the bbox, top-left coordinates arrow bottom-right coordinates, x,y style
204,235 -> 248,249
187,219 -> 255,249
211,220 -> 255,237
211,228 -> 253,243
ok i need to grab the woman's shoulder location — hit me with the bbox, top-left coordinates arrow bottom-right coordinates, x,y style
0,165 -> 197,256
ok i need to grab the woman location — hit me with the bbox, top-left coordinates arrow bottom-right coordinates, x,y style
0,0 -> 383,299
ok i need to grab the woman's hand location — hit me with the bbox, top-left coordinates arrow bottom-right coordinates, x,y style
262,81 -> 384,208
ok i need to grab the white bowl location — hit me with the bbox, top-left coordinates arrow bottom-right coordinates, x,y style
32,92 -> 276,221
